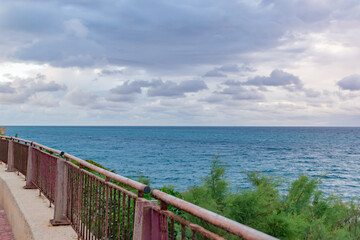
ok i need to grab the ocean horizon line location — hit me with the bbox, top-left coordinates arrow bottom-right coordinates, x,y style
2,125 -> 360,128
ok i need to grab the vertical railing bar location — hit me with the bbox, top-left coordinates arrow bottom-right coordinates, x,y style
181,225 -> 186,240
68,165 -> 73,224
170,219 -> 175,240
105,178 -> 109,240
94,178 -> 100,240
132,197 -> 136,234
84,171 -> 87,239
117,190 -> 121,240
107,185 -> 112,239
113,188 -> 116,239
109,182 -> 113,239
74,167 -> 78,232
84,172 -> 88,239
49,155 -> 52,207
90,175 -> 95,240
78,169 -> 83,237
90,174 -> 94,240
122,192 -> 125,240
101,179 -> 106,240
111,186 -> 115,239
86,175 -> 92,239
192,230 -> 196,240
80,172 -> 84,238
99,180 -> 105,239
86,173 -> 90,240
126,195 -> 130,240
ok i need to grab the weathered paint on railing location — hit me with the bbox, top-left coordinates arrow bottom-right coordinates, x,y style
66,161 -> 138,239
32,148 -> 58,203
0,135 -> 278,240
0,139 -> 8,163
13,141 -> 28,176
152,190 -> 278,240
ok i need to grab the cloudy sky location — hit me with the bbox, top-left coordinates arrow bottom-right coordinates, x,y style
1,0 -> 360,126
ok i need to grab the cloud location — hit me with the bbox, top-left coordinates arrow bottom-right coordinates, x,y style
304,88 -> 321,98
0,89 -> 31,104
64,19 -> 88,38
337,74 -> 360,91
0,82 -> 15,93
32,80 -> 67,92
109,80 -> 156,95
219,85 -> 264,101
66,89 -> 105,109
98,69 -> 123,76
203,70 -> 227,78
147,80 -> 208,97
106,80 -> 159,102
203,64 -> 255,78
218,64 -> 255,73
29,95 -> 59,107
14,36 -> 104,67
0,73 -> 67,105
245,69 -> 303,90
3,0 -> 355,69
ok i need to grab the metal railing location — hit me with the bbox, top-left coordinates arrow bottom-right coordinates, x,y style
0,138 -> 8,163
0,136 -> 277,240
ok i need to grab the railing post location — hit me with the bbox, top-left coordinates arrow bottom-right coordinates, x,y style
6,139 -> 15,172
133,199 -> 168,240
50,153 -> 70,226
24,145 -> 36,189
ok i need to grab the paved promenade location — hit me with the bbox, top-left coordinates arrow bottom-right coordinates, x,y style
0,204 -> 14,240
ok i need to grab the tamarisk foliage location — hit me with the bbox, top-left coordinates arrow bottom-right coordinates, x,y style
179,155 -> 360,239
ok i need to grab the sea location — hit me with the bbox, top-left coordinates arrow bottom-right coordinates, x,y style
4,126 -> 360,199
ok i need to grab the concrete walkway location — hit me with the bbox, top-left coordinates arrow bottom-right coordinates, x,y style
0,164 -> 77,240
0,204 -> 14,240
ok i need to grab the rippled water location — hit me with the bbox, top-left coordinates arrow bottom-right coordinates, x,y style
5,126 -> 360,198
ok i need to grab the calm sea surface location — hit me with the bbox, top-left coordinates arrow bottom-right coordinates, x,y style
5,126 -> 360,198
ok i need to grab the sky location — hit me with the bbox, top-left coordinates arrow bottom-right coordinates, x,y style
1,0 -> 360,126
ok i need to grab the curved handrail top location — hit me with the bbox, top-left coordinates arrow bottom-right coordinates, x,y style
0,136 -> 150,193
151,189 -> 278,240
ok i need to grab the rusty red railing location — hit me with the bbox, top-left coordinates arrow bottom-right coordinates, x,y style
32,147 -> 58,203
0,138 -> 8,163
0,136 -> 277,240
13,141 -> 28,176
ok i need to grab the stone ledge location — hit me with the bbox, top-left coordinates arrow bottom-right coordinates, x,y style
0,163 -> 77,240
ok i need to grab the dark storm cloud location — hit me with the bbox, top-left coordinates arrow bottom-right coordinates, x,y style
337,74 -> 360,91
1,0 -> 355,69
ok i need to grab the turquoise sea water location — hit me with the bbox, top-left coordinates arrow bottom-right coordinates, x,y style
5,126 -> 360,198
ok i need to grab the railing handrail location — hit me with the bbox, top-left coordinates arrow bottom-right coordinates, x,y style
151,189 -> 277,240
0,136 -> 150,194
